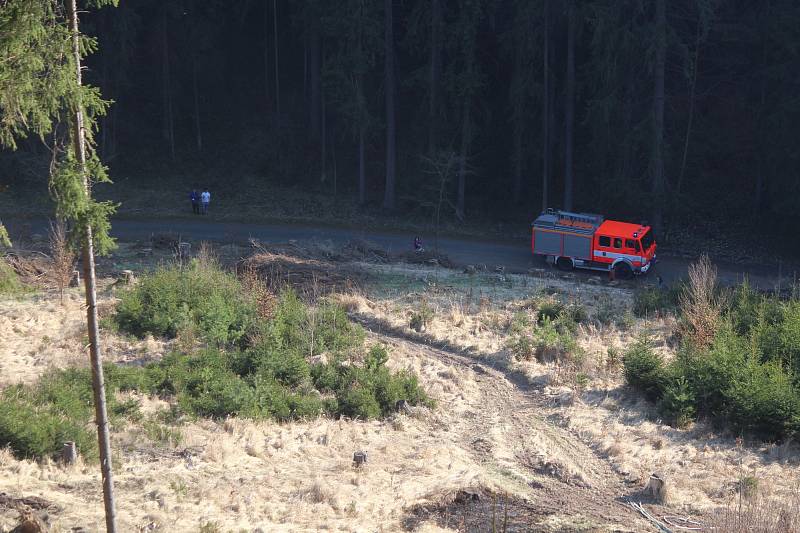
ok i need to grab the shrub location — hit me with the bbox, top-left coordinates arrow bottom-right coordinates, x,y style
0,365 -> 153,460
724,360 -> 800,441
632,283 -> 682,317
0,396 -> 95,460
679,255 -> 724,348
659,377 -> 696,428
537,299 -> 564,323
312,345 -> 432,419
114,260 -> 256,346
0,258 -> 24,296
622,336 -> 666,401
410,300 -> 434,332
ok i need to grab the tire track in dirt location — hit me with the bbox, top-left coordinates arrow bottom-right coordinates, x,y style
354,313 -> 655,531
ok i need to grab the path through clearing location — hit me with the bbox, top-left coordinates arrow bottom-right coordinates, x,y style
360,315 -> 659,532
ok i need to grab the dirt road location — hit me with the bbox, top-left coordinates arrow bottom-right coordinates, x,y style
358,314 -> 658,531
5,217 -> 784,289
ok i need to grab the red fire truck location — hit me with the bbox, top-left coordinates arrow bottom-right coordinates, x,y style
531,209 -> 656,278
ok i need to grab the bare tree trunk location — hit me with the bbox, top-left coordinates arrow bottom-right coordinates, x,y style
513,120 -> 523,202
541,0 -> 549,211
651,0 -> 666,236
676,14 -> 702,197
358,125 -> 366,204
263,1 -> 270,111
309,28 -> 321,140
273,0 -> 280,118
66,2 -> 116,531
428,0 -> 442,155
512,26 -> 523,203
161,8 -> 175,161
753,1 -> 770,217
383,0 -> 396,210
456,99 -> 471,220
321,76 -> 327,183
192,54 -> 202,152
563,0 -> 575,211
357,4 -> 367,206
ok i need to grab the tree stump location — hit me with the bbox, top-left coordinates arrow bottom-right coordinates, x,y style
645,472 -> 667,503
177,242 -> 191,261
119,270 -> 134,285
69,269 -> 80,287
61,441 -> 77,465
395,399 -> 412,414
353,451 -> 368,468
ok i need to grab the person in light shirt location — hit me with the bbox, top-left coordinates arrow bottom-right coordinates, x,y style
200,188 -> 211,214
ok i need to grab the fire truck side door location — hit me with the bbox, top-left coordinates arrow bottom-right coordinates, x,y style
596,235 -> 611,258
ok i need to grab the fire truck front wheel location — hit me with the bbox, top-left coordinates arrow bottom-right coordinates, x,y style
613,262 -> 633,280
556,257 -> 574,271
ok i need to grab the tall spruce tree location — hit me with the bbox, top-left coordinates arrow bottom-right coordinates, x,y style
0,1 -> 118,530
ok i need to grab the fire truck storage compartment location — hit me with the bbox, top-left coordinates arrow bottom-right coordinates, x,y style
533,229 -> 592,259
532,209 -> 601,260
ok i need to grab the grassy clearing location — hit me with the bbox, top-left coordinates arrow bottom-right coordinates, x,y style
0,257 -> 430,461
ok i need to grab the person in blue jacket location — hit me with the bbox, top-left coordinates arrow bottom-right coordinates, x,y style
189,189 -> 200,215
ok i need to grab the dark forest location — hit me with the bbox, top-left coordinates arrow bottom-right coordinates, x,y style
3,0 -> 800,245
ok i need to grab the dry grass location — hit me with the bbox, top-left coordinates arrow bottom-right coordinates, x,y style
4,248 -> 800,531
48,219 -> 76,305
0,284 -> 171,386
679,254 -> 724,348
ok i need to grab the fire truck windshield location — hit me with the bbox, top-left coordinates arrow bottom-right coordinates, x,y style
640,230 -> 654,252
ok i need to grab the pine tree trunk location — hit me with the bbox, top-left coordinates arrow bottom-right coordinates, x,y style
651,0 -> 666,235
358,125 -> 366,204
192,53 -> 202,152
563,0 -> 575,211
263,1 -> 270,111
273,0 -> 280,118
541,0 -> 549,211
512,19 -> 524,203
309,28 -> 321,140
321,77 -> 327,183
753,2 -> 770,217
65,2 -> 117,531
161,8 -> 175,161
428,0 -> 441,155
676,14 -> 702,197
456,98 -> 471,220
383,0 -> 397,210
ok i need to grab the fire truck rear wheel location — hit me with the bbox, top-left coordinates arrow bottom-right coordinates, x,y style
556,257 -> 573,271
613,262 -> 633,280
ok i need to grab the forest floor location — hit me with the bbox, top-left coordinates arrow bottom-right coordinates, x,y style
1,238 -> 799,532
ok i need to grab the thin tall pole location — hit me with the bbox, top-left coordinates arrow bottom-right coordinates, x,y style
66,1 -> 117,531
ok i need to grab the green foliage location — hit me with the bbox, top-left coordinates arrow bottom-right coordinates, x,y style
632,284 -> 682,317
659,377 -> 696,428
114,260 -> 257,346
0,364 -> 148,460
507,313 -> 579,362
0,225 -> 10,248
0,0 -> 117,253
622,336 -> 666,401
624,287 -> 800,440
312,345 -> 432,419
537,299 -> 564,323
0,259 -> 24,295
0,395 -> 95,461
410,300 -> 435,332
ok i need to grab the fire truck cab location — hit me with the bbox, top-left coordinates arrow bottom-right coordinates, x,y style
531,209 -> 656,278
